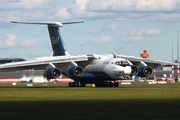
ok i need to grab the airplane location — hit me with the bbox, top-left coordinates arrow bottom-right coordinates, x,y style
0,20 -> 179,87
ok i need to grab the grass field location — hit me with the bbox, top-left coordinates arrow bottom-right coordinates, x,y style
0,82 -> 180,120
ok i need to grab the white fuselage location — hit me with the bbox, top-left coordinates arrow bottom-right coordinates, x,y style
79,54 -> 133,80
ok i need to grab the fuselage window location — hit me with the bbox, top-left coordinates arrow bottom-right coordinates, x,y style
115,60 -> 129,65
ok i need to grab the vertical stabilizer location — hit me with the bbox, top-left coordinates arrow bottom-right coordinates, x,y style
48,25 -> 69,56
11,21 -> 84,57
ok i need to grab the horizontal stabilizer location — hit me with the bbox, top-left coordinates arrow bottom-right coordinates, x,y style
11,20 -> 84,56
11,21 -> 84,27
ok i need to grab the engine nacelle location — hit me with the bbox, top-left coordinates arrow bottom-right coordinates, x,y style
44,68 -> 61,79
130,65 -> 138,76
68,66 -> 84,78
137,66 -> 152,77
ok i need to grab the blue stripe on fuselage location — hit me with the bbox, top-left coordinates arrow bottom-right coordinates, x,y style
71,71 -> 114,81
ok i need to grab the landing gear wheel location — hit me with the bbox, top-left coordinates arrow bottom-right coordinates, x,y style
74,81 -> 80,87
69,81 -> 85,87
80,82 -> 85,87
114,82 -> 119,87
108,82 -> 114,87
69,82 -> 75,87
95,82 -> 105,87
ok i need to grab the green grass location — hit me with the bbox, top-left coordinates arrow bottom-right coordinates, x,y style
0,83 -> 180,120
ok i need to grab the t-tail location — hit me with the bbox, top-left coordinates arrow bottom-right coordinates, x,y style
11,21 -> 84,56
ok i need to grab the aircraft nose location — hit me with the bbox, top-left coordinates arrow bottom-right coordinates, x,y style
124,66 -> 131,74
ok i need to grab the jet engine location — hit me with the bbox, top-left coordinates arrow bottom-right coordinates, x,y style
137,66 -> 152,77
130,65 -> 138,76
68,66 -> 84,78
44,68 -> 61,79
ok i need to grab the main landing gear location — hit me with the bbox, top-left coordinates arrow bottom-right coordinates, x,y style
68,81 -> 119,87
95,81 -> 119,87
68,81 -> 85,87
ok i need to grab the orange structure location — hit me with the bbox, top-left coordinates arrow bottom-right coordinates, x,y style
140,49 -> 149,58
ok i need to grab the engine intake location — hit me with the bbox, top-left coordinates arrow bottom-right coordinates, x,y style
137,66 -> 152,77
130,65 -> 138,76
44,68 -> 61,79
68,66 -> 84,78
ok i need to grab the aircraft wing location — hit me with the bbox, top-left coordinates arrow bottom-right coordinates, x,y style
0,55 -> 88,72
117,55 -> 180,69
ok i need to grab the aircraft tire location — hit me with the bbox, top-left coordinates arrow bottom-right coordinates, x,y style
114,82 -> 119,87
80,83 -> 85,87
69,81 -> 85,87
95,83 -> 99,87
69,82 -> 75,87
108,82 -> 114,87
68,82 -> 72,87
95,82 -> 104,87
74,81 -> 80,87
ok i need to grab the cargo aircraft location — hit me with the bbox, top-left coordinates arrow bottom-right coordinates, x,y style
0,21 -> 179,87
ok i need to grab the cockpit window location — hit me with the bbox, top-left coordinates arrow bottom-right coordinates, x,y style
115,60 -> 129,65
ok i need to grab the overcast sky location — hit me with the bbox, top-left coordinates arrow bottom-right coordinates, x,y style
0,0 -> 180,61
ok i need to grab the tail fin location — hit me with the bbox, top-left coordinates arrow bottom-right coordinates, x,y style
48,25 -> 68,56
11,21 -> 84,56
